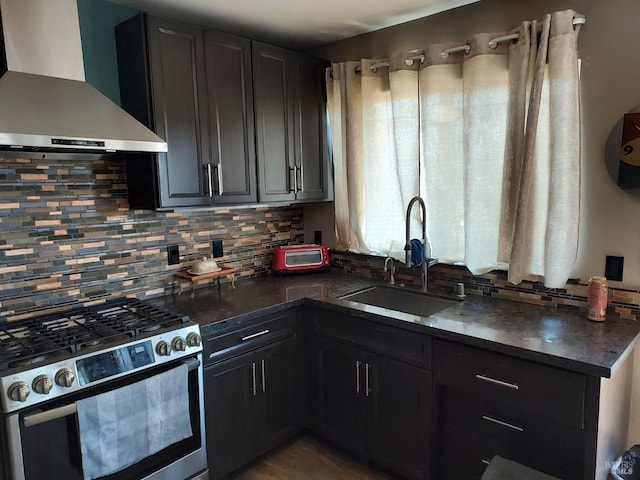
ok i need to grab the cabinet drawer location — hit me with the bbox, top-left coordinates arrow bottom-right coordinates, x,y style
315,311 -> 430,368
433,340 -> 585,428
438,425 -> 582,480
204,312 -> 295,365
438,387 -> 584,476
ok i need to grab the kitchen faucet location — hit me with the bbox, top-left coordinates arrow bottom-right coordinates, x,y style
404,196 -> 437,292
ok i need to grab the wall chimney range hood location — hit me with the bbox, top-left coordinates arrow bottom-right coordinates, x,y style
0,0 -> 167,153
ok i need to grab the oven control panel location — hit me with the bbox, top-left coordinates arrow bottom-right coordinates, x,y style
1,324 -> 202,414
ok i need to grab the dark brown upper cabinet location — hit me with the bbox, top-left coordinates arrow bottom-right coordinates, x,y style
116,15 -> 257,208
204,31 -> 257,204
253,42 -> 331,203
116,14 -> 210,208
116,15 -> 330,209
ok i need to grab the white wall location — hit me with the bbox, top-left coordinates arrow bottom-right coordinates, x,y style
308,0 -> 640,291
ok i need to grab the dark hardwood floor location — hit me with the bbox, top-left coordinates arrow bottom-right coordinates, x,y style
229,435 -> 395,480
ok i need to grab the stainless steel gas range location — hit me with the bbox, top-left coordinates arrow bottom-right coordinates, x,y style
0,298 -> 208,480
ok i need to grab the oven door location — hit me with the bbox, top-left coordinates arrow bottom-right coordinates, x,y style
5,355 -> 208,480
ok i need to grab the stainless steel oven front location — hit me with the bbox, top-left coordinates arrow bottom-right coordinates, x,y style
0,299 -> 208,480
4,353 -> 208,480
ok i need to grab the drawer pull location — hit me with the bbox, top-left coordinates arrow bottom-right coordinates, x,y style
482,415 -> 524,432
482,459 -> 491,466
476,374 -> 519,391
241,329 -> 270,341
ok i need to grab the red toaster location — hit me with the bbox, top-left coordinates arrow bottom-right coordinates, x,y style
272,244 -> 331,274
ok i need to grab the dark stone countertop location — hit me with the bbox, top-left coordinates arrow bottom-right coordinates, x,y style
150,271 -> 640,378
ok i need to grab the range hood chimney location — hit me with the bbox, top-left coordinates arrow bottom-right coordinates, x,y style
0,0 -> 167,153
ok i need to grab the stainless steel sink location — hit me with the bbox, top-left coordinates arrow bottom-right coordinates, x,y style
339,285 -> 461,317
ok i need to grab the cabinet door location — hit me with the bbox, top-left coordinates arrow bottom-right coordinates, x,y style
315,338 -> 367,456
204,351 -> 257,480
293,55 -> 331,201
147,16 -> 210,207
368,355 -> 432,480
253,42 -> 296,203
204,31 -> 257,204
256,338 -> 297,453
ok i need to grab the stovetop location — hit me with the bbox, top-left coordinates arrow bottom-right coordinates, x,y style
0,298 -> 189,372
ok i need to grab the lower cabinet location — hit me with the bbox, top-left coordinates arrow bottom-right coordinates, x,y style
433,339 -> 588,480
315,336 -> 431,479
205,337 -> 297,479
368,352 -> 432,479
316,339 -> 367,455
202,306 -> 614,480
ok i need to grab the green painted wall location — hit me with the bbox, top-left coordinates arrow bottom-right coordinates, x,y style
77,0 -> 139,105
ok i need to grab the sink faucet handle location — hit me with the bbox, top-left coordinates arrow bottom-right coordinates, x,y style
384,257 -> 396,285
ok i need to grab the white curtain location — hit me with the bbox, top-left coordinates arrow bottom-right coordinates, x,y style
327,56 -> 419,260
327,9 -> 582,287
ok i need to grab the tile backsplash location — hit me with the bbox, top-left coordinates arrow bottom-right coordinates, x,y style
4,153 -> 640,323
0,155 -> 303,321
330,251 -> 640,321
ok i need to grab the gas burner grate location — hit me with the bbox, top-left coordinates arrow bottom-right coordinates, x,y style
0,299 -> 189,371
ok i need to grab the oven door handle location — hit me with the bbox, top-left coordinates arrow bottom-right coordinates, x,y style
23,403 -> 77,427
23,358 -> 201,428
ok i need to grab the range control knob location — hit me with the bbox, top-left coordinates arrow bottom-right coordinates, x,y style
32,375 -> 54,395
156,340 -> 171,356
186,332 -> 202,348
8,382 -> 30,402
171,337 -> 186,352
55,368 -> 76,388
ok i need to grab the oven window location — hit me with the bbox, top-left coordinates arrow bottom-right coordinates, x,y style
18,362 -> 202,480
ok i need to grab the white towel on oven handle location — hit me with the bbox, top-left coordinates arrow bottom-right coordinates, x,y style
76,363 -> 193,480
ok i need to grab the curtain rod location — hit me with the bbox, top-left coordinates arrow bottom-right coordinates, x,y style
351,16 -> 586,73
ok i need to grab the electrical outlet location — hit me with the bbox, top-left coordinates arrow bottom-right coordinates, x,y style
167,245 -> 180,265
212,239 -> 223,258
605,255 -> 624,281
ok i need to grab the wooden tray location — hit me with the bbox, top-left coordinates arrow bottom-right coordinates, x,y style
175,266 -> 236,282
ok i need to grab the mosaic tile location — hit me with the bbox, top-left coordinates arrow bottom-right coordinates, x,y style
329,251 -> 640,321
0,156 -> 304,321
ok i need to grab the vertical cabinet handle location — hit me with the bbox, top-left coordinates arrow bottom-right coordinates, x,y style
205,163 -> 224,197
295,165 -> 302,193
251,362 -> 257,396
261,359 -> 266,393
289,166 -> 298,194
216,163 -> 224,196
355,360 -> 361,394
365,363 -> 370,397
206,164 -> 214,198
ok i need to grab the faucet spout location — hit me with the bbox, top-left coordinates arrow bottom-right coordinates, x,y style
404,196 -> 427,268
404,196 -> 437,292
